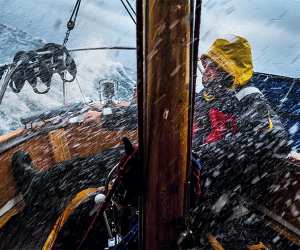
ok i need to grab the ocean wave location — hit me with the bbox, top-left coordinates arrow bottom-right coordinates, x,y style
0,23 -> 136,135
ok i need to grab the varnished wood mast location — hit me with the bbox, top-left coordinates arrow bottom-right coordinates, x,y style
136,1 -> 300,247
137,1 -> 199,249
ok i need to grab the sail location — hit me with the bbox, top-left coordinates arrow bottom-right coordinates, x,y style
252,73 -> 300,149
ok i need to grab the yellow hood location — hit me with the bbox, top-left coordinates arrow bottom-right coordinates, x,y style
201,35 -> 254,88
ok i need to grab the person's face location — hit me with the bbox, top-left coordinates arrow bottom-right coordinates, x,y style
202,59 -> 227,87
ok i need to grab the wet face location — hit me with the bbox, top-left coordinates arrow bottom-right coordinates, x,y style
201,58 -> 235,98
202,59 -> 228,87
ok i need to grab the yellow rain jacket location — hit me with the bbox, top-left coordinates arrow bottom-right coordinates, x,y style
200,35 -> 253,88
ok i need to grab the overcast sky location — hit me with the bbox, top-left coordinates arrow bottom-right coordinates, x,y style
200,0 -> 300,77
0,0 -> 299,77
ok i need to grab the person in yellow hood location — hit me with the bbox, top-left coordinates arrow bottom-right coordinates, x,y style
191,35 -> 293,249
194,34 -> 291,156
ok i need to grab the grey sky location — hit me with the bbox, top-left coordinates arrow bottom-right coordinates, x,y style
200,0 -> 300,77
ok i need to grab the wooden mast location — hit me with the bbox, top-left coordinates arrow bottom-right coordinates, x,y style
137,0 -> 195,249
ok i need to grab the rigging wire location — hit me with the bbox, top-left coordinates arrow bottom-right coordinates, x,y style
63,0 -> 82,46
125,0 -> 136,15
75,77 -> 87,104
278,78 -> 296,109
197,64 -> 203,74
69,46 -> 136,52
61,0 -> 82,105
0,47 -> 136,70
120,0 -> 136,24
63,77 -> 67,105
69,0 -> 82,24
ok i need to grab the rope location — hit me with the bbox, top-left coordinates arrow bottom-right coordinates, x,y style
207,234 -> 224,250
197,64 -> 203,74
247,242 -> 268,250
120,0 -> 136,24
62,80 -> 67,106
76,147 -> 138,250
69,46 -> 136,52
75,77 -> 87,104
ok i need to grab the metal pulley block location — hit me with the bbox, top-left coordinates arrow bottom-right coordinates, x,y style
7,43 -> 77,95
9,50 -> 52,94
36,43 -> 77,82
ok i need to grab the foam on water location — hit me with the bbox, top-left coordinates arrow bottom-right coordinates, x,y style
0,23 -> 136,135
